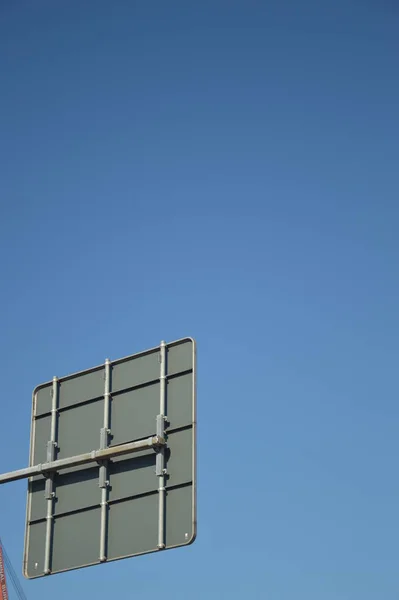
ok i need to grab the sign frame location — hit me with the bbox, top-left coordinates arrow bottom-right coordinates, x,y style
16,337 -> 197,579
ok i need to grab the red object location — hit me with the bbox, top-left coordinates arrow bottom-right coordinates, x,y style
0,545 -> 9,600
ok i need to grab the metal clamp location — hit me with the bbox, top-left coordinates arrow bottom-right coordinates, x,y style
100,428 -> 110,450
46,441 -> 57,462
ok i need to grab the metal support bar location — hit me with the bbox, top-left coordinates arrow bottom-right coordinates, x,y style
0,436 -> 164,485
99,359 -> 111,562
157,341 -> 167,550
44,376 -> 58,575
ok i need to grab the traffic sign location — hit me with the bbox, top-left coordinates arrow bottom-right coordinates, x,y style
21,337 -> 196,578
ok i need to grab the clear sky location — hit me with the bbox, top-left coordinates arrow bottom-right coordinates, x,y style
0,1 -> 398,598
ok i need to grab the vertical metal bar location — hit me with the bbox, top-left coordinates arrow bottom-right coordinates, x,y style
44,376 -> 58,575
99,359 -> 111,562
157,341 -> 167,549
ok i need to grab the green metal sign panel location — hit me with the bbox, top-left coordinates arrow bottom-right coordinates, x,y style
23,338 -> 197,578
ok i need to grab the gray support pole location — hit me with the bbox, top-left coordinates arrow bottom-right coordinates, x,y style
44,376 -> 59,575
0,436 -> 164,484
156,341 -> 167,549
99,359 -> 111,562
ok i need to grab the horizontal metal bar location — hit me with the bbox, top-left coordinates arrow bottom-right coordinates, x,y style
0,436 -> 164,485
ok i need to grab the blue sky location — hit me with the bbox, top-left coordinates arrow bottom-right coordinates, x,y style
0,1 -> 398,598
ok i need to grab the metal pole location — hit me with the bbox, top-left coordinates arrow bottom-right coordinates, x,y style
44,376 -> 58,574
157,341 -> 167,549
99,359 -> 111,562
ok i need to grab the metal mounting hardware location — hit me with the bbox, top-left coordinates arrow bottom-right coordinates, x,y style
100,427 -> 110,450
0,436 -> 165,485
44,484 -> 56,501
156,414 -> 167,438
98,461 -> 110,489
46,441 -> 57,463
155,465 -> 167,477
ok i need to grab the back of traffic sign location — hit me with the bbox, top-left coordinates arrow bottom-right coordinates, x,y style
23,337 -> 197,578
